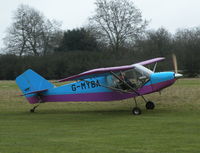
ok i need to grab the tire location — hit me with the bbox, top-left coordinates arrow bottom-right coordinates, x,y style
146,101 -> 155,110
132,107 -> 141,115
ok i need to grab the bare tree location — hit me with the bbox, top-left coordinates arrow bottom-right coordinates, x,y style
89,0 -> 148,52
3,5 -> 62,56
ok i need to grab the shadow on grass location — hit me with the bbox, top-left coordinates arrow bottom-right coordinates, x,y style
1,107 -> 176,117
14,109 -> 131,115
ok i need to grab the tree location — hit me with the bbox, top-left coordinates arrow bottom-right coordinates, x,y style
56,28 -> 98,52
136,28 -> 172,57
3,5 -> 62,56
174,28 -> 200,76
89,0 -> 148,52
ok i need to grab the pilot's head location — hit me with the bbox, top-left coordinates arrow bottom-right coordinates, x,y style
120,72 -> 125,80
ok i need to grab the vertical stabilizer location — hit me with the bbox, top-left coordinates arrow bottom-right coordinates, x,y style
16,69 -> 54,104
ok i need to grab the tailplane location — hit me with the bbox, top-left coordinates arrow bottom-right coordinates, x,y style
16,69 -> 54,104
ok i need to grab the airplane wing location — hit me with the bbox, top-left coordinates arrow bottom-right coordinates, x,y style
57,57 -> 165,82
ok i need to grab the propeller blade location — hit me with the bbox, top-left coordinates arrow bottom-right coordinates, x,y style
172,54 -> 178,73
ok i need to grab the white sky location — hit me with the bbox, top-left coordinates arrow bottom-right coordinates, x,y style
1,0 -> 200,49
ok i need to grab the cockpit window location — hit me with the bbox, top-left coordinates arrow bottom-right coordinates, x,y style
106,69 -> 149,90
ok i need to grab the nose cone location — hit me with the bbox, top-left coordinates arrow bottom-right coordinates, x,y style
174,73 -> 183,79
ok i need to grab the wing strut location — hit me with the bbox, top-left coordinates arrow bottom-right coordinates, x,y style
153,62 -> 157,72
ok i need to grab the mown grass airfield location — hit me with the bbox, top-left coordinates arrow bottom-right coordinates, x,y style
0,79 -> 200,153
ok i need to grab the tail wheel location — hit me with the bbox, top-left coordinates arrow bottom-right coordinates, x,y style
30,109 -> 35,113
146,101 -> 155,110
132,107 -> 141,115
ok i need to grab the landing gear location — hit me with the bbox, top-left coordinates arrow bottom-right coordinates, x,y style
131,97 -> 155,115
30,108 -> 34,113
132,98 -> 142,115
132,107 -> 141,115
30,94 -> 43,113
145,101 -> 155,110
30,104 -> 40,113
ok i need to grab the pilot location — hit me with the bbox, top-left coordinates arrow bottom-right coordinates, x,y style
119,72 -> 136,90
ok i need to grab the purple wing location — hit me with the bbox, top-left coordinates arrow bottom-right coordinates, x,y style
58,57 -> 165,82
136,57 -> 165,65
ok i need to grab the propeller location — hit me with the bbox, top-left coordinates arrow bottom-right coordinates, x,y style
172,54 -> 183,78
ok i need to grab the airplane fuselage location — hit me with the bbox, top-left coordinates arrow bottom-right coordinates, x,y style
26,72 -> 176,104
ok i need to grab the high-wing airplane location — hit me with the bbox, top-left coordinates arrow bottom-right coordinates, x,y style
16,56 -> 182,115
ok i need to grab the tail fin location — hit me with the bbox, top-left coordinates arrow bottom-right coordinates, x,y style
16,69 -> 54,104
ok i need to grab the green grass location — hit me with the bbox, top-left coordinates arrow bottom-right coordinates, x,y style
0,79 -> 200,153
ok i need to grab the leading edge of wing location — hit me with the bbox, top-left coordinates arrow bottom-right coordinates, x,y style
57,57 -> 165,82
136,57 -> 165,66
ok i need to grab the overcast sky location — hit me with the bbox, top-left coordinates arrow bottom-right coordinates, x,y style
1,0 -> 200,49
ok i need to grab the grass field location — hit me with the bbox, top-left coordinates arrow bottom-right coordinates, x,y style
0,79 -> 200,153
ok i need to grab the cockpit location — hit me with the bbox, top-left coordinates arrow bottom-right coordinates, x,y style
106,64 -> 153,90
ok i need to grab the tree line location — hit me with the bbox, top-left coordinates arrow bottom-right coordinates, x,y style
1,0 -> 200,80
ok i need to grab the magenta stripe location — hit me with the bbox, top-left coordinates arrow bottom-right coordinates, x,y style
26,96 -> 40,104
151,79 -> 175,91
43,92 -> 134,102
27,92 -> 135,104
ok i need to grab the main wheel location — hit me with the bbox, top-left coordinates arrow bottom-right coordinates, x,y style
146,101 -> 155,110
132,107 -> 141,115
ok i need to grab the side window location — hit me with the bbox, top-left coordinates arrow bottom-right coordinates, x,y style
124,70 -> 140,89
123,70 -> 149,89
106,70 -> 149,90
106,75 -> 118,87
131,70 -> 149,87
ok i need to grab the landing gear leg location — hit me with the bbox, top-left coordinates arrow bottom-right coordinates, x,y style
30,104 -> 40,113
131,96 -> 155,115
30,95 -> 43,113
132,98 -> 141,115
141,95 -> 148,103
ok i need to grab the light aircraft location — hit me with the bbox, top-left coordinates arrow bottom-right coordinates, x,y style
16,55 -> 182,115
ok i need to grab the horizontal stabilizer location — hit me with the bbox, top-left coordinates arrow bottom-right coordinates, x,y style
20,89 -> 49,96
